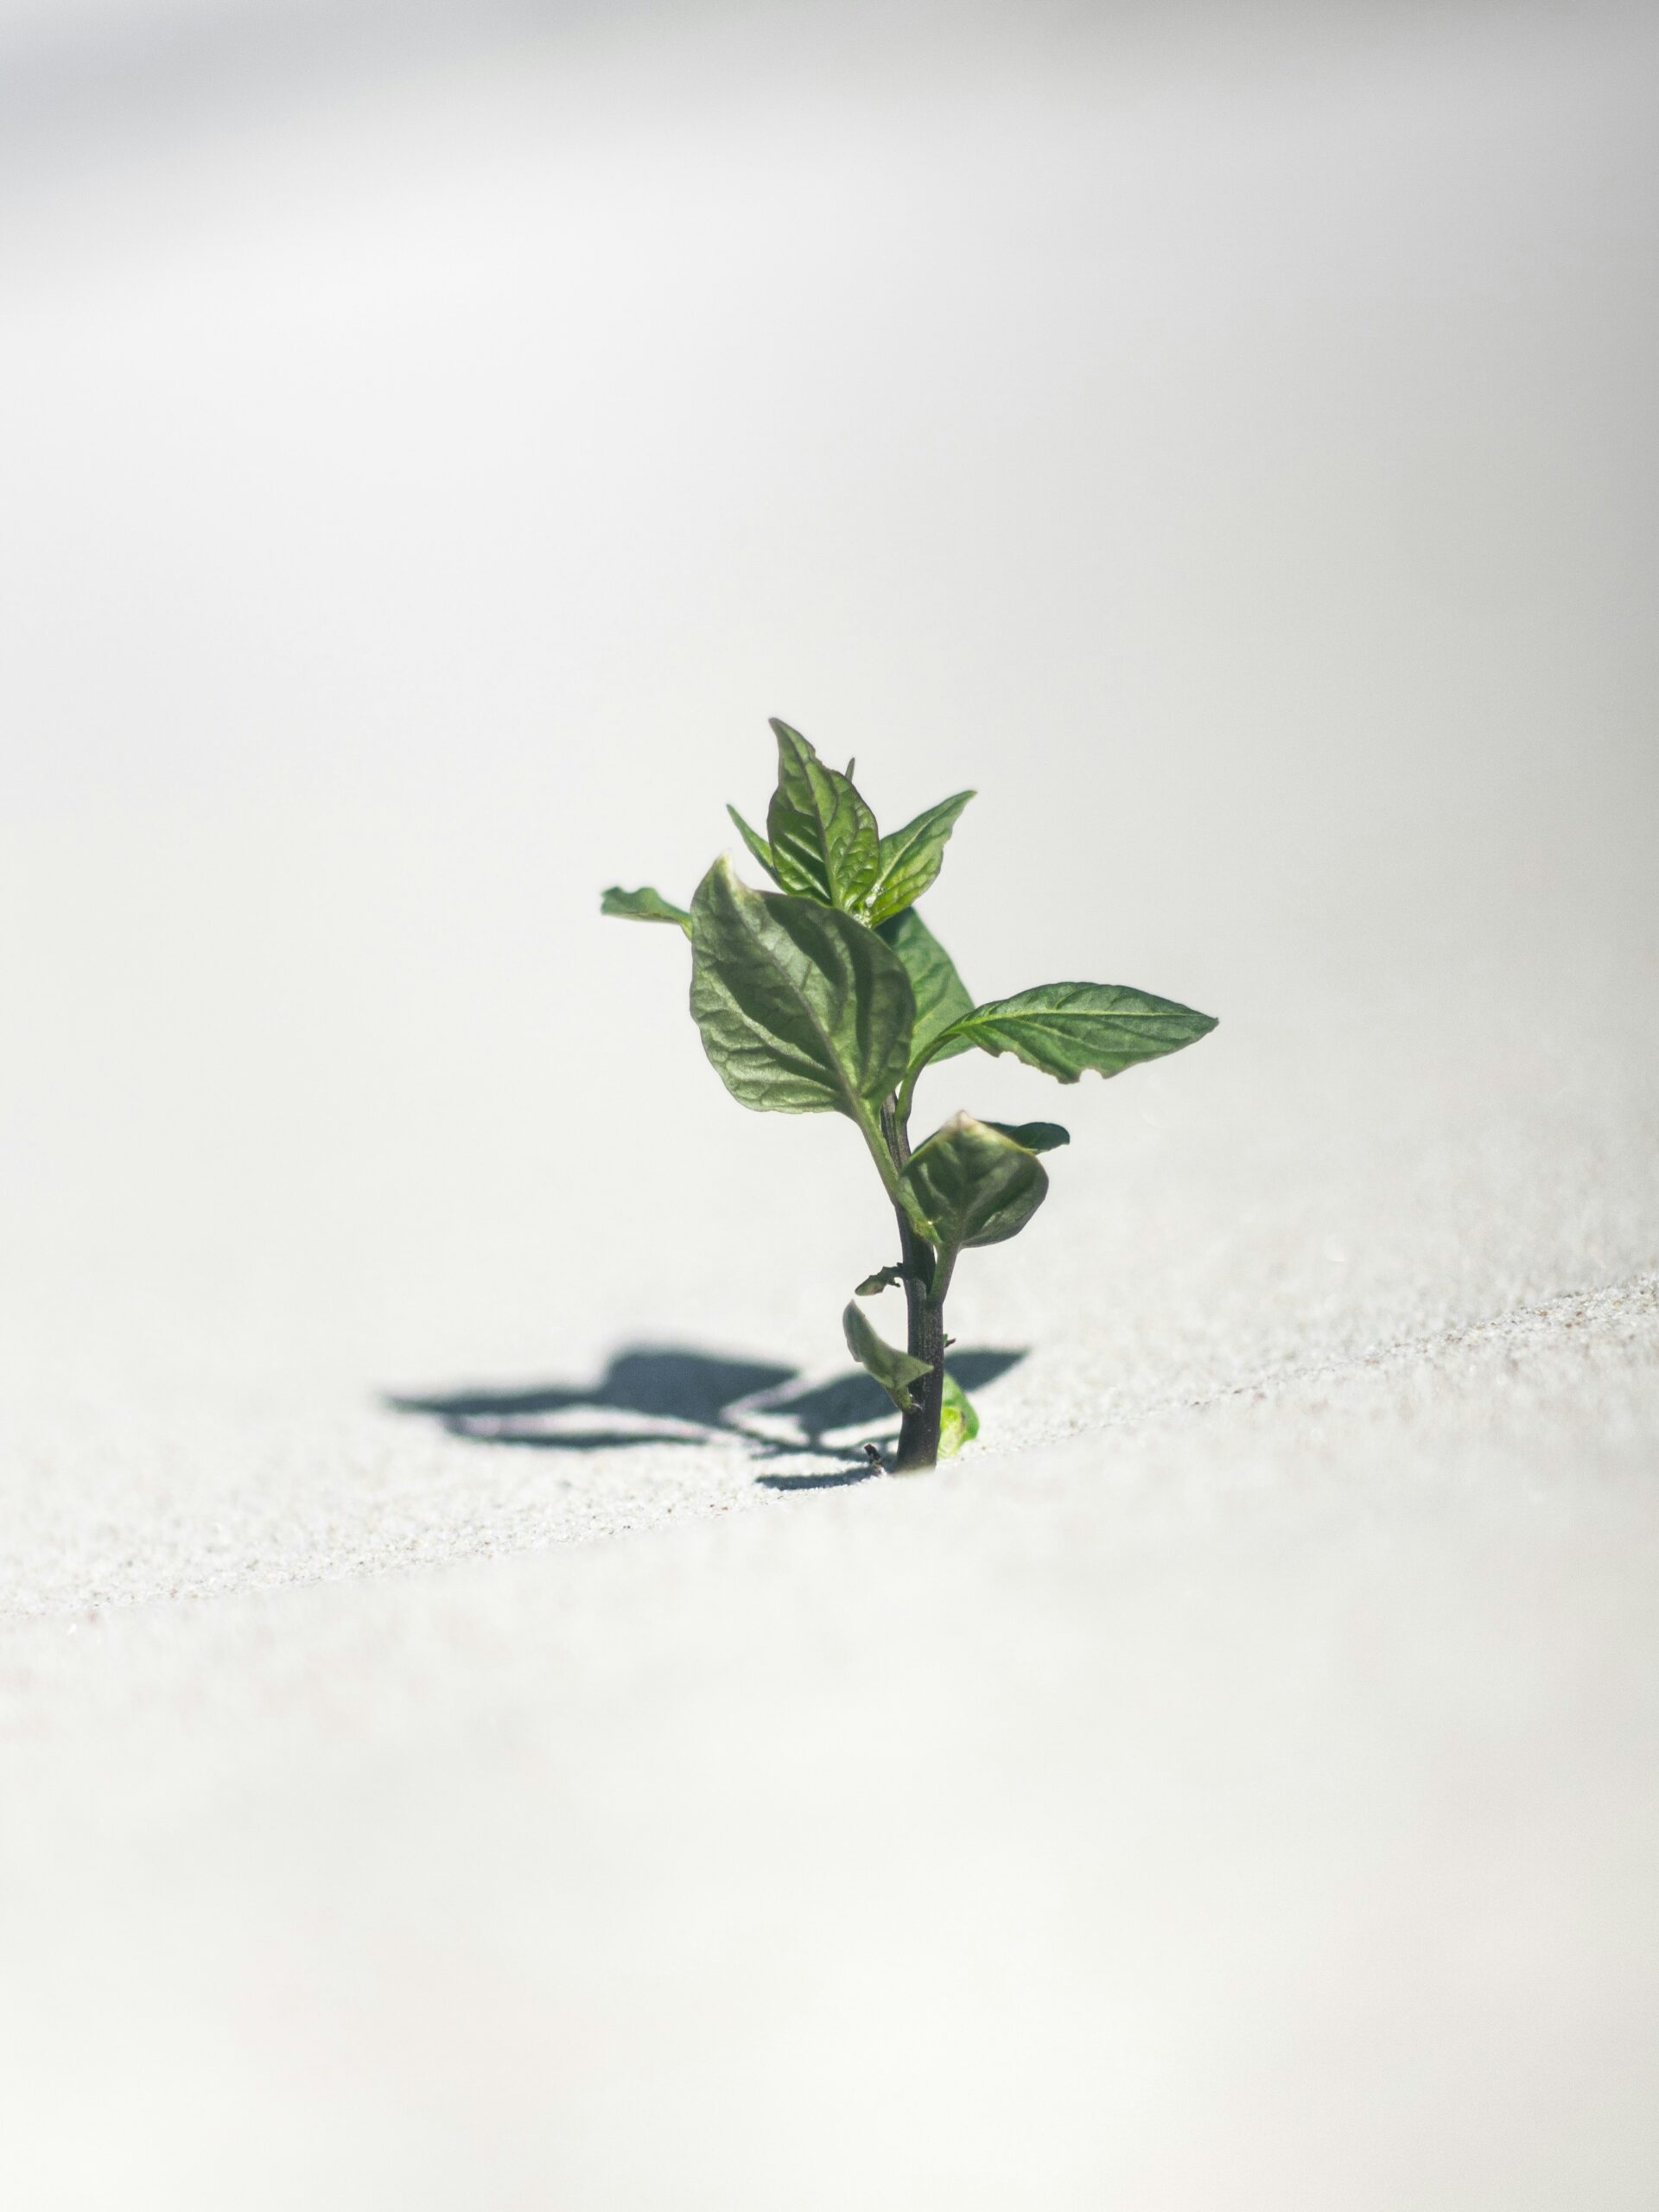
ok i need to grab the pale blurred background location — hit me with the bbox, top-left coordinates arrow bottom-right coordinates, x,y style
4,0 -> 1656,1403
3,3 -> 1656,2205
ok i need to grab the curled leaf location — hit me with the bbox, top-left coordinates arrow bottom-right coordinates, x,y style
983,1119 -> 1070,1153
842,1300 -> 932,1414
726,804 -> 783,886
899,1112 -> 1049,1289
938,1370 -> 980,1457
601,885 -> 692,932
855,1264 -> 907,1297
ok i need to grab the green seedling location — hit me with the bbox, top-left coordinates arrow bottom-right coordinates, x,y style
602,719 -> 1217,1471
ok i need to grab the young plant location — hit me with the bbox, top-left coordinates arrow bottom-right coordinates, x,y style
602,719 -> 1217,1471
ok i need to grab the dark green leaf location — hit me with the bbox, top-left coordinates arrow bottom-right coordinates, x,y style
601,885 -> 691,932
688,856 -> 914,1117
842,1300 -> 931,1414
766,719 -> 880,911
855,1264 -> 907,1297
983,1119 -> 1070,1154
938,1370 -> 980,1457
877,906 -> 975,1075
726,804 -> 782,886
867,791 -> 975,925
899,1112 -> 1049,1288
922,982 -> 1217,1084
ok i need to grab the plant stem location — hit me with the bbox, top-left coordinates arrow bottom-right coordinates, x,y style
880,1097 -> 947,1471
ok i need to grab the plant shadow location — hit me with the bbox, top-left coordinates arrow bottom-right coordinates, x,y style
386,1344 -> 1027,1485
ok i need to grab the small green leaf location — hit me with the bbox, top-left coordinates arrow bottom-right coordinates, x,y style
766,719 -> 880,911
726,804 -> 782,886
983,1119 -> 1070,1154
878,906 -> 975,1074
842,1300 -> 931,1414
855,1264 -> 906,1297
899,1112 -> 1049,1288
920,982 -> 1217,1084
688,857 -> 914,1117
938,1370 -> 980,1457
601,885 -> 692,932
867,791 -> 975,925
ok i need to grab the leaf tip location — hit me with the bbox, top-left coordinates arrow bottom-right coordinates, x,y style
601,883 -> 692,929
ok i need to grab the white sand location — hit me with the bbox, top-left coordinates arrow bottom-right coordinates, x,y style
3,4 -> 1656,2203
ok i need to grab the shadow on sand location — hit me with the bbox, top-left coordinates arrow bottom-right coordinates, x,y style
386,1344 -> 1026,1485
